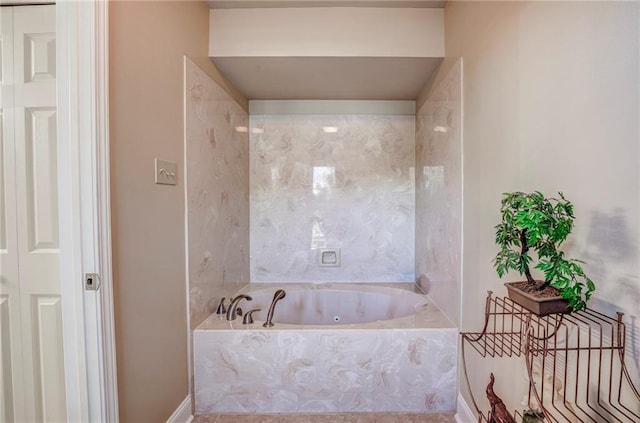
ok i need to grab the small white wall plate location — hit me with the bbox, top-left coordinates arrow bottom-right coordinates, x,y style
319,248 -> 341,267
155,158 -> 177,185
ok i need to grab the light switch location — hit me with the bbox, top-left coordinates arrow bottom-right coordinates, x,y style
155,158 -> 177,185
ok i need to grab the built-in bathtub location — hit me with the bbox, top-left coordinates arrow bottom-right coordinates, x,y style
194,283 -> 457,414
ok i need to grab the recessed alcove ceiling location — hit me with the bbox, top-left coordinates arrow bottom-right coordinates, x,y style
211,57 -> 443,100
207,0 -> 445,100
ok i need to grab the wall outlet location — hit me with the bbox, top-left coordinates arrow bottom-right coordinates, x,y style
155,158 -> 177,185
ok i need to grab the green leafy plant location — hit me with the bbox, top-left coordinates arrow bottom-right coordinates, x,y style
522,409 -> 545,423
493,191 -> 595,311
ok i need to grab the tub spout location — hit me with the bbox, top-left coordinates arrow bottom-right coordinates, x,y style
226,295 -> 252,321
263,289 -> 286,327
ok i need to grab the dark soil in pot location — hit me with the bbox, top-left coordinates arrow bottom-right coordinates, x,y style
511,281 -> 562,298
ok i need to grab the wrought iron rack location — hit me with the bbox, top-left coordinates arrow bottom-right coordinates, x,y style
461,291 -> 640,422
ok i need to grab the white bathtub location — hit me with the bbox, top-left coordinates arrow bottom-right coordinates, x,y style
194,283 -> 457,414
239,283 -> 429,326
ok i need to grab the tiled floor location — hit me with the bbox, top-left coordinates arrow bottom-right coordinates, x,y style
193,412 -> 456,422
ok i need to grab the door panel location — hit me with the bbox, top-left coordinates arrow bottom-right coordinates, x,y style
23,107 -> 58,252
32,295 -> 65,422
1,9 -> 22,423
0,5 -> 64,422
1,294 -> 15,422
0,111 -> 6,251
23,32 -> 56,83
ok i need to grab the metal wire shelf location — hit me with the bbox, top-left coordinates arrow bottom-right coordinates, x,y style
461,291 -> 640,422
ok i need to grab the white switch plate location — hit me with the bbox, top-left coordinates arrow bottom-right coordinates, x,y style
155,158 -> 177,185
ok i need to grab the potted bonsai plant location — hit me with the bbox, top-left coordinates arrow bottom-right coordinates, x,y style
493,191 -> 595,315
521,409 -> 545,423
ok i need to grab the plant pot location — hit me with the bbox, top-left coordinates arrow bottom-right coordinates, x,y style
504,282 -> 571,316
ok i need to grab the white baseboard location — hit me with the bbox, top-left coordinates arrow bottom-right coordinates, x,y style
455,393 -> 475,423
166,395 -> 193,423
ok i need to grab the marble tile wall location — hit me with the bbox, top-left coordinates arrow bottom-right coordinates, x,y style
185,58 -> 250,330
194,326 -> 457,413
250,115 -> 415,283
415,59 -> 463,326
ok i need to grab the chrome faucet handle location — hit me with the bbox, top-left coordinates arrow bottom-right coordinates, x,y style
215,297 -> 227,315
242,308 -> 262,325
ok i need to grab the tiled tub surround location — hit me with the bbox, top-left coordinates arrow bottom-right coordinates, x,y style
194,284 -> 457,414
415,59 -> 463,326
185,58 -> 250,330
250,115 -> 415,283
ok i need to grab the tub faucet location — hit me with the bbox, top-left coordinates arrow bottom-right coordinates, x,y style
263,289 -> 286,327
226,295 -> 252,321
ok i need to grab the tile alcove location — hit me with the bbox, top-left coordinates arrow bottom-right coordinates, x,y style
185,56 -> 463,416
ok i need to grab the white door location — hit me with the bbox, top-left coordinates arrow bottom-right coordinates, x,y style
0,5 -> 66,422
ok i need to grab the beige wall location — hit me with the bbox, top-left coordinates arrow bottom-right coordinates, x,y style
446,0 -> 639,413
209,7 -> 444,57
109,0 -> 639,419
109,1 -> 246,421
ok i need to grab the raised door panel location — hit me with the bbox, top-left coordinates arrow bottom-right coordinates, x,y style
24,32 -> 56,83
0,295 -> 15,422
1,8 -> 15,89
0,112 -> 6,252
0,8 -> 24,422
12,6 -> 55,109
31,296 -> 65,422
24,107 -> 58,252
0,7 -> 15,257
